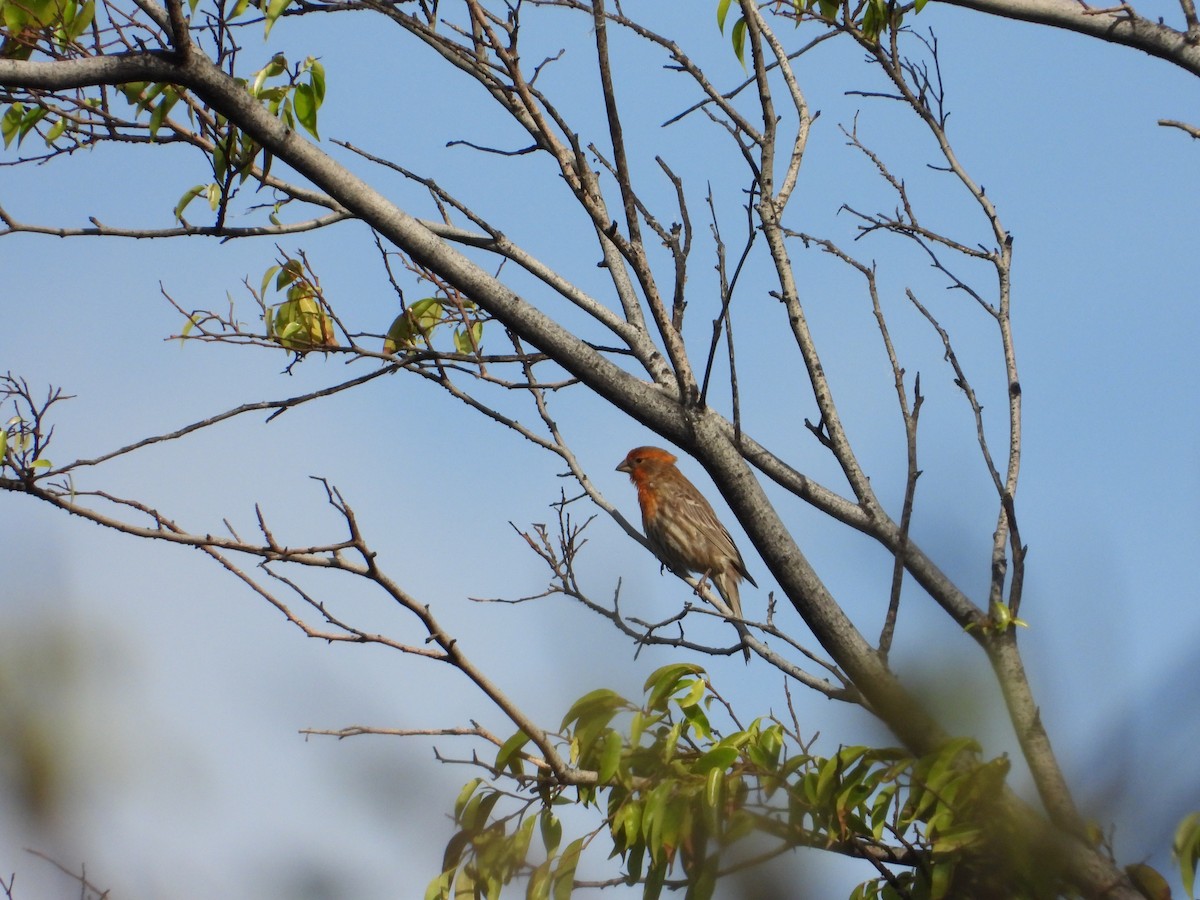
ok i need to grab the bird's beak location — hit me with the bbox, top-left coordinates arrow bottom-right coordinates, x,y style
616,460 -> 631,474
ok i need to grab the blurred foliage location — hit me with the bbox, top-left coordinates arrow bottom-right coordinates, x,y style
1175,812 -> 1200,899
0,0 -> 1191,897
0,624 -> 85,826
0,0 -> 93,62
425,664 -> 1076,900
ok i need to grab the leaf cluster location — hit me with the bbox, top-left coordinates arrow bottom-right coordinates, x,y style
0,413 -> 53,471
0,0 -> 93,61
261,256 -> 337,350
427,665 -> 1030,900
383,298 -> 485,357
0,376 -> 66,476
173,53 -> 324,222
717,0 -> 928,54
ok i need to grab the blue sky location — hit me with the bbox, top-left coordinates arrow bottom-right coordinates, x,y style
2,2 -> 1199,897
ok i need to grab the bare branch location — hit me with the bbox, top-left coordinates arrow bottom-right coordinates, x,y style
1158,116 -> 1200,137
20,850 -> 109,900
56,367 -> 397,473
0,203 -> 350,239
937,0 -> 1200,77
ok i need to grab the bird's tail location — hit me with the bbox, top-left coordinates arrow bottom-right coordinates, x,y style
714,573 -> 752,663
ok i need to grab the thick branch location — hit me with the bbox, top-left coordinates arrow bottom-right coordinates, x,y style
3,53 -> 692,438
940,0 -> 1200,77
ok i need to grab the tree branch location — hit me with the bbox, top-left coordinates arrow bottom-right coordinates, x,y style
939,0 -> 1200,77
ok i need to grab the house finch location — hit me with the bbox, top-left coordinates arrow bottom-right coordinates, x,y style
616,446 -> 757,660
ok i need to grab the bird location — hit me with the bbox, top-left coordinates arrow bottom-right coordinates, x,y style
616,446 -> 757,661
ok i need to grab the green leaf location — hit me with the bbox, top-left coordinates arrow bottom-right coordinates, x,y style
690,853 -> 718,900
660,719 -> 683,763
657,795 -> 687,862
17,106 -> 48,144
3,2 -> 29,34
305,58 -> 326,102
643,662 -> 705,712
383,312 -> 412,355
179,312 -> 200,346
275,257 -> 304,290
731,17 -> 747,69
860,0 -> 891,41
236,134 -> 261,183
930,860 -> 955,900
495,729 -> 530,774
629,710 -> 648,747
211,138 -> 228,181
703,766 -> 724,811
293,82 -> 319,140
716,0 -> 733,32
643,859 -> 666,900
0,430 -> 8,459
148,87 -> 178,139
540,811 -> 563,858
640,784 -> 668,863
117,82 -> 147,105
262,0 -> 289,37
931,824 -> 982,853
552,837 -> 584,900
458,789 -> 500,832
452,328 -> 470,355
44,116 -> 66,146
1174,811 -> 1200,898
695,745 -> 738,775
675,676 -> 706,709
560,688 -> 625,731
870,784 -> 897,841
512,816 -> 538,878
62,0 -> 94,42
252,53 -> 287,98
424,869 -> 453,900
614,799 -> 642,853
598,729 -> 624,783
260,264 -> 281,298
2,103 -> 25,148
453,778 -> 483,822
453,320 -> 484,355
748,723 -> 784,771
679,700 -> 712,741
814,746 -> 867,808
30,458 -> 52,469
134,81 -> 166,114
527,860 -> 552,900
455,868 -> 479,900
409,297 -> 443,333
